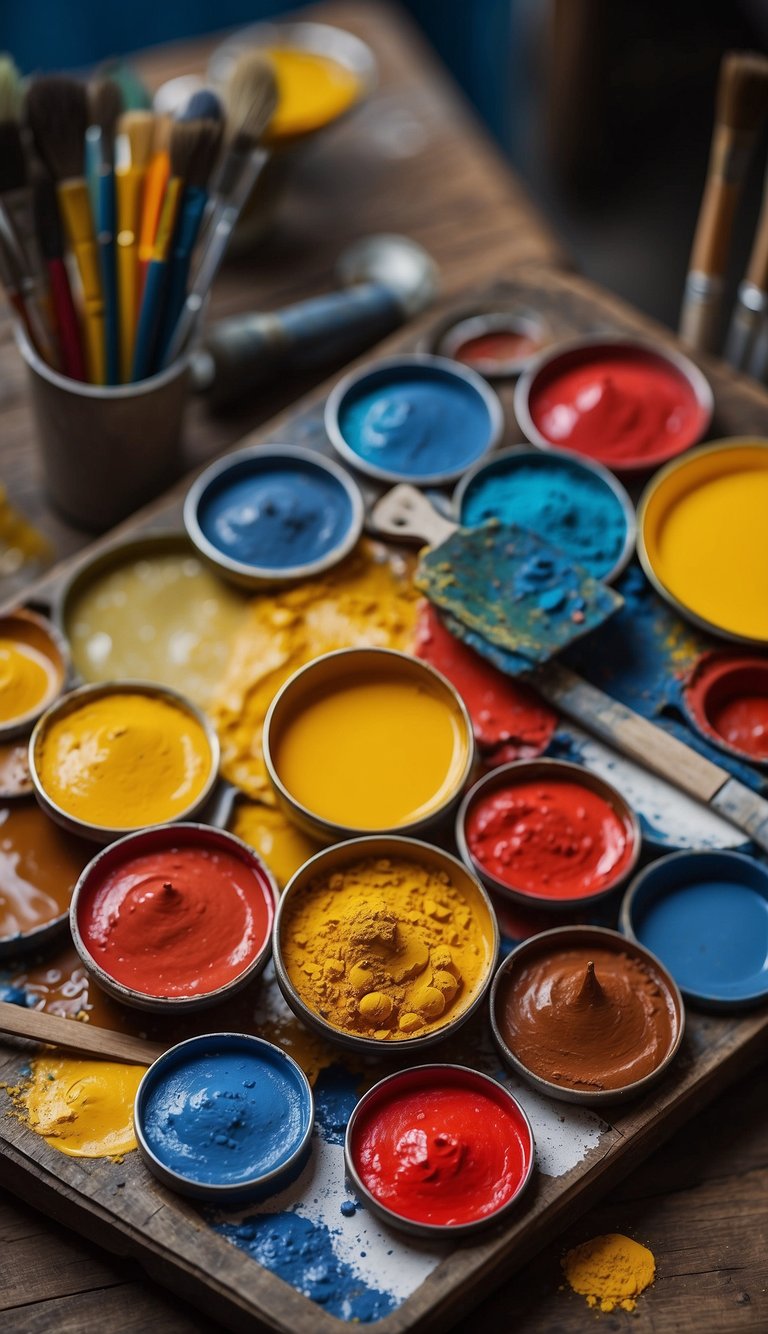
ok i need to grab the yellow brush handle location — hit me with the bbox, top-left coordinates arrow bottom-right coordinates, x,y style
152,176 -> 183,260
116,166 -> 144,383
57,179 -> 105,385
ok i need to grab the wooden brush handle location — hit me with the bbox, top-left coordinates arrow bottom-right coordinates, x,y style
0,1000 -> 164,1066
370,483 -> 457,546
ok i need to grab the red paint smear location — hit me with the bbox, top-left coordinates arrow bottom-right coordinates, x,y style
352,1071 -> 532,1226
77,846 -> 274,998
453,330 -> 541,368
685,651 -> 768,761
528,348 -> 705,469
414,604 -> 557,759
466,778 -> 635,901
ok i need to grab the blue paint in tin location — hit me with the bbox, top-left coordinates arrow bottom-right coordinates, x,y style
626,851 -> 768,1008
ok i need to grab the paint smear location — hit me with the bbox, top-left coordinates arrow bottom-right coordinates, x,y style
230,798 -> 323,891
19,1057 -> 145,1158
563,1233 -> 655,1312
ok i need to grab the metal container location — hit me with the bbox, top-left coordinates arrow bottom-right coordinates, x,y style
324,352 -> 505,487
682,650 -> 768,768
514,334 -> 714,475
264,646 -> 476,842
344,1064 -> 535,1238
183,444 -> 365,590
29,680 -> 220,844
273,835 -> 499,1056
70,823 -> 277,1012
456,759 -> 641,911
0,796 -> 94,960
490,925 -> 685,1106
430,308 -> 549,379
134,1033 -> 314,1204
452,444 -> 637,585
0,608 -> 69,743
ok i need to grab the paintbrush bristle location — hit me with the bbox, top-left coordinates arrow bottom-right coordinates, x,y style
226,51 -> 278,148
26,76 -> 89,181
179,88 -> 223,124
169,118 -> 210,182
186,121 -> 224,189
89,78 -> 123,157
717,51 -> 768,134
0,55 -> 22,123
151,113 -> 172,158
31,164 -> 64,260
0,120 -> 26,193
119,109 -> 155,170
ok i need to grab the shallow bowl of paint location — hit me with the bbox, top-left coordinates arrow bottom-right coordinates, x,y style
70,823 -> 278,1012
682,650 -> 768,767
0,609 -> 69,743
0,797 -> 95,960
620,850 -> 768,1011
263,645 -> 476,843
490,925 -> 685,1106
344,1064 -> 535,1238
429,307 -> 549,379
183,445 -> 365,590
134,1032 -> 314,1204
273,835 -> 499,1056
324,353 -> 504,487
453,445 -> 636,584
637,438 -> 768,647
29,681 -> 220,844
456,758 -> 641,911
514,335 -> 713,476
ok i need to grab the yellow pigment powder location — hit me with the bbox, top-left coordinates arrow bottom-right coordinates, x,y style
36,691 -> 213,830
280,855 -> 494,1040
562,1234 -> 656,1313
265,47 -> 361,141
230,798 -> 323,890
210,542 -> 419,800
21,1057 -> 145,1158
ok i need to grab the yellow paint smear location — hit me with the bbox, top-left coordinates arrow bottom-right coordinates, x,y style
562,1233 -> 655,1313
265,47 -> 360,140
21,1056 -> 145,1158
230,798 -> 323,890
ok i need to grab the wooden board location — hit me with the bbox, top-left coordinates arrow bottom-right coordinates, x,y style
3,265 -> 768,1333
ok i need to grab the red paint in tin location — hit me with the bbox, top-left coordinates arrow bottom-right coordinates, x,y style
684,651 -> 768,762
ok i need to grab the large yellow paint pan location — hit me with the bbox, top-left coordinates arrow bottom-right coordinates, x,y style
638,438 -> 768,646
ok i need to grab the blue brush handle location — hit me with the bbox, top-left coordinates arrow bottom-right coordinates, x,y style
131,259 -> 169,381
98,168 -> 119,385
156,187 -> 207,369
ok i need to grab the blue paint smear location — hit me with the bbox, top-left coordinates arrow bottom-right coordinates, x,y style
338,364 -> 493,479
459,456 -> 627,580
0,984 -> 31,1006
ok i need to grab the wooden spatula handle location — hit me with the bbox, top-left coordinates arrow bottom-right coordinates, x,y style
370,484 -> 457,546
0,1000 -> 164,1066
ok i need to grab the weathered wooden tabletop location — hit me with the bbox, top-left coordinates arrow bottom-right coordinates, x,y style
1,3 -> 766,1332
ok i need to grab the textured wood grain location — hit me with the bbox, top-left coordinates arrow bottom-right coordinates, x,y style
0,1003 -> 165,1067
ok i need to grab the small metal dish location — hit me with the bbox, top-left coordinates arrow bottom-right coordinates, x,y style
324,352 -> 505,487
134,1033 -> 314,1204
490,925 -> 685,1105
433,309 -> 548,378
456,758 -> 641,911
344,1064 -> 535,1238
0,609 -> 69,743
273,835 -> 499,1055
682,650 -> 768,767
70,823 -> 277,1012
0,797 -> 93,961
29,680 -> 220,844
183,444 -> 365,590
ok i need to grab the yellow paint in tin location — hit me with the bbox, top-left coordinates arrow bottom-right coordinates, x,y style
265,47 -> 360,140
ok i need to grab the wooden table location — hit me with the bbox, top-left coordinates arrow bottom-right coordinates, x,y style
1,5 -> 767,1333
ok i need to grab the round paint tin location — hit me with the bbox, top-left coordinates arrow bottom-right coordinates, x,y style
453,445 -> 636,584
134,1033 -> 314,1203
621,850 -> 768,1011
325,353 -> 504,486
0,609 -> 68,742
456,759 -> 641,911
638,438 -> 768,646
344,1064 -> 535,1238
273,835 -> 499,1055
490,925 -> 684,1105
29,681 -> 220,844
683,650 -> 768,765
184,445 -> 365,590
433,310 -> 548,379
264,646 -> 475,842
515,336 -> 713,475
0,799 -> 93,959
70,823 -> 277,1012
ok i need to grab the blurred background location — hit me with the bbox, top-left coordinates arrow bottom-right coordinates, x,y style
4,0 -> 768,329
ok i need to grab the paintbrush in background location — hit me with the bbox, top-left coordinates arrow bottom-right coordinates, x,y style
115,110 -> 154,382
88,79 -> 123,384
0,210 -> 48,351
136,114 -> 171,304
26,76 -> 106,384
162,53 -> 277,367
679,51 -> 768,354
725,159 -> 768,374
32,165 -> 87,380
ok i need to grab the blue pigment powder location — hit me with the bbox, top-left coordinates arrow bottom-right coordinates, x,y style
197,458 -> 354,571
139,1041 -> 311,1189
337,362 -> 495,480
459,454 -> 628,579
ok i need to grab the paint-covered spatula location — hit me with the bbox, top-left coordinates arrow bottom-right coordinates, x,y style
371,484 -> 768,854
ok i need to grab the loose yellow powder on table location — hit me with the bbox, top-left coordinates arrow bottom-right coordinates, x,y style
280,855 -> 494,1040
20,1056 -> 145,1158
210,541 -> 419,801
562,1234 -> 656,1313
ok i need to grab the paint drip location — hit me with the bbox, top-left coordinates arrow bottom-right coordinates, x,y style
19,1057 -> 145,1157
562,1234 -> 655,1312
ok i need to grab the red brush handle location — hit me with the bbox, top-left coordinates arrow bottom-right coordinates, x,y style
48,258 -> 87,382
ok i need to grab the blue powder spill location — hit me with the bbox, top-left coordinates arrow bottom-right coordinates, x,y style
459,456 -> 627,579
312,1063 -> 360,1146
338,365 -> 493,479
215,1212 -> 397,1322
340,1200 -> 357,1217
198,460 -> 353,571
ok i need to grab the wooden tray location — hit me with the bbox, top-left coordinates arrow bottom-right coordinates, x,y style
2,265 -> 768,1334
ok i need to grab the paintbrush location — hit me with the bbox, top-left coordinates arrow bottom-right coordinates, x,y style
32,165 -> 87,380
679,51 -> 768,354
0,211 -> 49,353
26,76 -> 106,384
115,110 -> 154,381
136,113 -> 171,302
0,999 -> 163,1066
162,53 -> 277,366
88,79 -> 123,384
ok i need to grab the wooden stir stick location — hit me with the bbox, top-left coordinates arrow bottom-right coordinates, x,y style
0,1000 -> 165,1066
